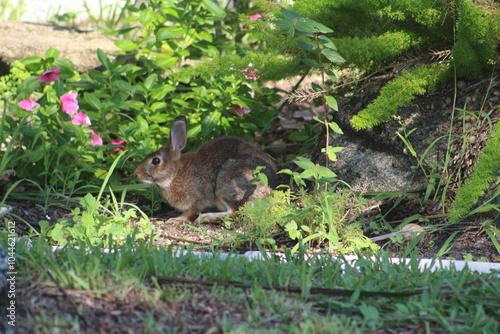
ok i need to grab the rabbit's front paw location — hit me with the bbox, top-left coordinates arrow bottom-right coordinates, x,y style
167,216 -> 192,224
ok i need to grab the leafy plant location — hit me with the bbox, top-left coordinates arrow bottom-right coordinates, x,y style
1,49 -> 115,196
272,8 -> 345,166
232,157 -> 376,254
2,4 -> 282,192
449,123 -> 500,222
350,63 -> 450,129
43,192 -> 153,246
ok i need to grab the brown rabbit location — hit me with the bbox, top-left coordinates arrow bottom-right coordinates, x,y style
134,116 -> 277,223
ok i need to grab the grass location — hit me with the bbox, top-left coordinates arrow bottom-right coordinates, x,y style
11,237 -> 500,333
0,0 -> 26,20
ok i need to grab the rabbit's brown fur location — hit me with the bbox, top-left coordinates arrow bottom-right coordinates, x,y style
134,116 -> 277,222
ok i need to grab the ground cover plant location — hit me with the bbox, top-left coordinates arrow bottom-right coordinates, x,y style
0,0 -> 499,332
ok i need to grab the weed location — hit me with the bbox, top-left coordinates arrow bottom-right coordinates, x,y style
230,157 -> 376,254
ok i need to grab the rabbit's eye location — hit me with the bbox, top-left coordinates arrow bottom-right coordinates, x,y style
152,157 -> 161,165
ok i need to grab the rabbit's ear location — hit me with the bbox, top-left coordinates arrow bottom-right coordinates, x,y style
168,116 -> 187,160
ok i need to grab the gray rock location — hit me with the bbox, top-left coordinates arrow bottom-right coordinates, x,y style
319,88 -> 455,192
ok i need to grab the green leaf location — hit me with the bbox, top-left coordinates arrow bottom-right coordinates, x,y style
329,122 -> 344,134
17,76 -> 41,98
325,96 -> 338,111
273,20 -> 292,31
112,80 -> 143,94
202,111 -> 222,134
359,304 -> 380,321
148,113 -> 170,123
202,0 -> 226,17
39,104 -> 58,116
84,92 -> 102,110
27,148 -> 45,163
297,40 -> 316,51
296,19 -> 334,36
49,223 -> 67,246
139,9 -> 155,25
45,48 -> 60,59
321,49 -> 345,63
325,150 -> 336,162
319,36 -> 337,50
326,70 -> 337,81
326,150 -> 338,162
88,69 -> 108,84
97,48 -> 111,70
53,79 -> 64,96
313,116 -> 324,124
311,82 -> 323,91
154,54 -> 178,70
294,156 -> 315,170
316,165 -> 337,178
135,115 -> 149,132
20,56 -> 43,71
301,58 -> 320,69
301,225 -> 311,232
144,73 -> 158,90
156,26 -> 185,41
115,39 -> 139,51
280,8 -> 304,21
295,21 -> 317,37
322,146 -> 343,162
329,146 -> 343,153
149,85 -> 176,100
306,19 -> 333,34
300,168 -> 315,179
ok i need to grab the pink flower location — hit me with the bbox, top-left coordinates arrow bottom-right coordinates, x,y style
71,112 -> 91,127
249,13 -> 265,21
111,139 -> 127,152
231,105 -> 251,117
18,99 -> 40,111
240,67 -> 260,80
38,67 -> 61,84
60,93 -> 79,115
88,130 -> 103,146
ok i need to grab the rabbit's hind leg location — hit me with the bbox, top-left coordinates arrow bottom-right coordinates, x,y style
195,207 -> 234,223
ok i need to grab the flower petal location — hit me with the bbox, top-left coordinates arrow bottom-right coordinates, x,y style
71,112 -> 91,127
111,139 -> 127,152
231,105 -> 251,117
18,99 -> 40,111
38,67 -> 61,84
88,130 -> 103,146
249,13 -> 265,21
60,93 -> 79,115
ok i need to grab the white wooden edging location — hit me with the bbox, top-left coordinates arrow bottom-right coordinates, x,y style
49,246 -> 500,274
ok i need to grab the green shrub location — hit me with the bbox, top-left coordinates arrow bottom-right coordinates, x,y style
452,0 -> 498,79
1,0 -> 283,193
449,124 -> 500,222
350,63 -> 450,129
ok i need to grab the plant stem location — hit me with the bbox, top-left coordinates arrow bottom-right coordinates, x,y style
315,33 -> 329,191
